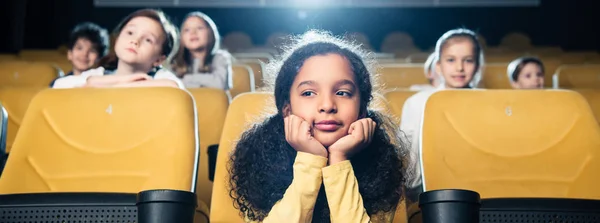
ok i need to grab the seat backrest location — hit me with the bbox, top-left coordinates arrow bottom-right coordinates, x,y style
19,50 -> 65,59
378,64 -> 429,90
420,90 -> 600,199
230,64 -> 256,99
0,61 -> 59,87
539,57 -> 562,88
187,88 -> 230,209
0,54 -> 18,62
51,60 -> 73,75
383,90 -> 418,123
0,87 -> 44,153
210,92 -> 275,223
381,32 -> 418,53
0,88 -> 199,194
500,32 -> 532,50
237,59 -> 266,89
554,65 -> 600,89
481,63 -> 512,89
527,46 -> 563,57
406,52 -> 432,63
233,52 -> 273,64
222,32 -> 253,53
574,89 -> 600,125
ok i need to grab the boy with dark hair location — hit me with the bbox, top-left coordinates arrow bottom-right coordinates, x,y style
51,22 -> 109,86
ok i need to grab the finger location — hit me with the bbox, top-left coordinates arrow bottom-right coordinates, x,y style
300,120 -> 311,140
353,120 -> 365,141
133,74 -> 150,80
348,121 -> 356,134
366,118 -> 374,135
368,120 -> 376,144
291,115 -> 302,140
361,119 -> 370,142
139,75 -> 152,81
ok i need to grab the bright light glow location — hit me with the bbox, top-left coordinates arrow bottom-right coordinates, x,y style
293,0 -> 326,8
297,10 -> 308,20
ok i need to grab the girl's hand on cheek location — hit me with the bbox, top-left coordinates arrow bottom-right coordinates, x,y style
284,114 -> 328,158
328,118 -> 376,164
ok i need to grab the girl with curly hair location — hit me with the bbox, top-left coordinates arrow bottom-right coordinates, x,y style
228,30 -> 409,223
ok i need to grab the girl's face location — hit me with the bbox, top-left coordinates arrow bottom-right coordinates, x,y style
68,38 -> 99,73
287,54 -> 361,147
115,16 -> 166,71
513,63 -> 544,89
436,38 -> 477,88
181,16 -> 211,51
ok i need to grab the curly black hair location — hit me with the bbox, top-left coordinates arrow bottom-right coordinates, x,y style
68,22 -> 110,57
228,30 -> 407,222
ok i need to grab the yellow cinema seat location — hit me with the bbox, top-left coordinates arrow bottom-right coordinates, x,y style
0,87 -> 199,194
0,61 -> 60,87
230,64 -> 256,99
0,87 -> 45,153
481,63 -> 511,89
553,65 -> 600,89
379,64 -> 429,90
211,92 -> 275,223
188,88 -> 230,223
420,90 -> 600,199
238,59 -> 266,89
574,89 -> 600,125
383,90 -> 418,123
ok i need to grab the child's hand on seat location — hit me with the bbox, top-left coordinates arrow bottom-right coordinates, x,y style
328,118 -> 376,165
284,114 -> 328,158
86,74 -> 152,87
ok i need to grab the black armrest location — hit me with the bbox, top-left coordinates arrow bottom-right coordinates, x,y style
480,198 -> 600,222
208,144 -> 219,182
0,153 -> 7,177
0,192 -> 138,222
0,190 -> 197,223
412,189 -> 600,223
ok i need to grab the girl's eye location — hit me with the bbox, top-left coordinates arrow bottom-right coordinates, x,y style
127,31 -> 133,35
447,59 -> 454,62
301,91 -> 315,97
465,59 -> 475,63
336,91 -> 352,97
145,38 -> 153,44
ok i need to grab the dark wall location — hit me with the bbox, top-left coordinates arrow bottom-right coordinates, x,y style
3,0 -> 598,53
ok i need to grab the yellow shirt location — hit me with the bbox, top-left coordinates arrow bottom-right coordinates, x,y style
253,152 -> 393,223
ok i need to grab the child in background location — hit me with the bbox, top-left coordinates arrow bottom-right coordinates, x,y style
228,30 -> 407,223
170,11 -> 232,90
49,22 -> 109,86
409,52 -> 440,91
400,28 -> 484,200
507,57 -> 545,89
53,9 -> 183,89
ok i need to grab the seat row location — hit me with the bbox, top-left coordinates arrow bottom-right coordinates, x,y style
1,88 -> 600,222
